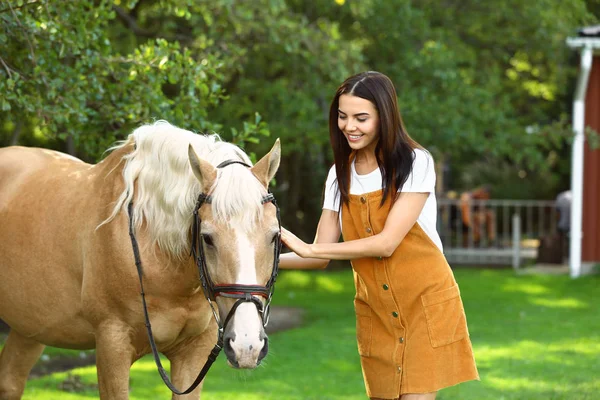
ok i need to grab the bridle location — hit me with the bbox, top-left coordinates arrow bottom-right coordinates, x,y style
127,159 -> 282,395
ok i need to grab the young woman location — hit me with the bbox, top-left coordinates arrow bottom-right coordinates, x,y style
279,71 -> 479,400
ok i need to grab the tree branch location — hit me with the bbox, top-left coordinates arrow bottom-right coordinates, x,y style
6,0 -> 36,65
112,5 -> 154,38
0,55 -> 14,78
0,0 -> 40,14
112,5 -> 194,44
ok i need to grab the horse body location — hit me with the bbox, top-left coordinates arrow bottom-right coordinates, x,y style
0,122 -> 281,399
0,146 -> 100,348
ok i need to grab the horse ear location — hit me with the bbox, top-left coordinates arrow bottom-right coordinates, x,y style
188,144 -> 216,191
251,138 -> 280,188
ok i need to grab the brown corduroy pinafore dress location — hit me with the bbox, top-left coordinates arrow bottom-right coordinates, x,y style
342,190 -> 479,399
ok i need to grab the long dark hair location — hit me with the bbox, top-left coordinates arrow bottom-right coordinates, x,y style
329,71 -> 421,208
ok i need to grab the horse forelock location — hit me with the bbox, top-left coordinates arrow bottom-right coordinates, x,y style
104,120 -> 266,259
211,165 -> 265,233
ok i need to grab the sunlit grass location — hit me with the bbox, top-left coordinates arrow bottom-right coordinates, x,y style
501,282 -> 551,295
315,273 -> 346,292
528,297 -> 587,308
5,268 -> 600,399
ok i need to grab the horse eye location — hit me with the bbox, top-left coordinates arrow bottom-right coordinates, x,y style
202,234 -> 214,247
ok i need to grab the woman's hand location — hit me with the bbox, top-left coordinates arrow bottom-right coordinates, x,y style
281,227 -> 313,258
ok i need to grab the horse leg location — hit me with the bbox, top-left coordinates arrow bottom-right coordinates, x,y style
166,333 -> 217,400
95,323 -> 136,400
0,330 -> 45,400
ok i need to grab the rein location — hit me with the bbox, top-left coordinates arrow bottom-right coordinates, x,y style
127,159 -> 281,395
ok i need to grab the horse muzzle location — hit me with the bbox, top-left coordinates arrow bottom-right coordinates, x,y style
223,330 -> 269,369
221,301 -> 269,369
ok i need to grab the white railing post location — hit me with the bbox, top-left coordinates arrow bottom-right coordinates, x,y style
512,213 -> 521,270
437,199 -> 556,266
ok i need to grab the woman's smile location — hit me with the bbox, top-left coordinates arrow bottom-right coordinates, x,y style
347,133 -> 365,142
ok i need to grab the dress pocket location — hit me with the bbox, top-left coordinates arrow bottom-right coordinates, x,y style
421,285 -> 468,348
354,301 -> 372,357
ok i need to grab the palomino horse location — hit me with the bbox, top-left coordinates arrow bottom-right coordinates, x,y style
0,121 -> 282,399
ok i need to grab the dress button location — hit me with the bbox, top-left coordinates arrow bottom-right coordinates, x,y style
382,284 -> 389,290
365,227 -> 372,233
360,196 -> 366,204
397,366 -> 402,373
399,337 -> 405,343
392,311 -> 399,318
377,256 -> 383,260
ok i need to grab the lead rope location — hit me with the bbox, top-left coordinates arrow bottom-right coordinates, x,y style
128,202 -> 223,395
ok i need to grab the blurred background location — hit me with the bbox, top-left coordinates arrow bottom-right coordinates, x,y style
1,1 -> 599,399
2,0 -> 599,238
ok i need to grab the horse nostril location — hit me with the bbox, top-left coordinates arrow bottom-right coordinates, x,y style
258,336 -> 269,363
224,337 -> 233,352
223,333 -> 237,366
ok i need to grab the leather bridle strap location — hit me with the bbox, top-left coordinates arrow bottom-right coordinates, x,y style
191,191 -> 279,309
216,160 -> 251,168
128,202 -> 221,395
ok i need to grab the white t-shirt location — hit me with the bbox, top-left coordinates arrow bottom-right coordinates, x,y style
322,148 -> 443,253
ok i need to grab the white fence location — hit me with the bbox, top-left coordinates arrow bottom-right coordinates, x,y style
437,199 -> 558,267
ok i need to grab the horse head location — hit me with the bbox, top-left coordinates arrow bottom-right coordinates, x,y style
187,139 -> 281,369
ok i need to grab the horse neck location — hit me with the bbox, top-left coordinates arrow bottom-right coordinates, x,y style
93,143 -> 135,178
89,143 -> 135,218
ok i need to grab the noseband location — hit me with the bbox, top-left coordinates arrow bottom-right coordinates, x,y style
127,159 -> 282,395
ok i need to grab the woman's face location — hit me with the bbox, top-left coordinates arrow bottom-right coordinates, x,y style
337,94 -> 379,154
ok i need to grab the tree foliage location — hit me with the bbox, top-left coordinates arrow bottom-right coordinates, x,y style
1,0 -> 598,235
290,0 -> 597,184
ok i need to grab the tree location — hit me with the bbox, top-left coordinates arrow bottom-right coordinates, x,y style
0,0 -> 270,159
0,0 -> 363,238
290,0 -> 597,193
1,0 -> 598,236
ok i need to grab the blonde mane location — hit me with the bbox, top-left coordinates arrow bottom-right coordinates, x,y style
103,120 -> 266,258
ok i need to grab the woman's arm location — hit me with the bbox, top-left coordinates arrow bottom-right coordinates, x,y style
279,209 -> 341,270
281,192 -> 428,260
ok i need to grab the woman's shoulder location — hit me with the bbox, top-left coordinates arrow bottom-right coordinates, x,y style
325,165 -> 337,188
326,164 -> 337,179
410,148 -> 435,175
400,147 -> 436,192
412,147 -> 434,165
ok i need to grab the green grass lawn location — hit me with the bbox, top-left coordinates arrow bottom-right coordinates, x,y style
3,268 -> 599,399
